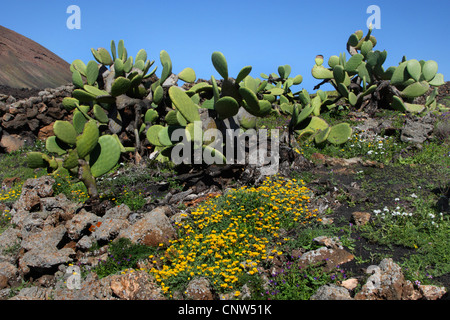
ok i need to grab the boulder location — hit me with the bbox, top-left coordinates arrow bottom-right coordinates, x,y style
400,114 -> 435,145
297,246 -> 354,272
12,176 -> 55,212
418,284 -> 447,300
185,277 -> 215,300
351,211 -> 371,226
0,134 -> 24,153
354,258 -> 420,300
65,209 -> 100,241
118,206 -> 176,247
91,217 -> 130,243
310,284 -> 353,300
37,123 -> 54,140
110,270 -> 166,300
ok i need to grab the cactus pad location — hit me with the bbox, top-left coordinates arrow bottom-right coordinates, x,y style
211,51 -> 228,79
27,152 -> 47,169
327,123 -> 353,145
89,135 -> 121,178
86,60 -> 99,85
111,77 -> 131,97
146,125 -> 165,147
178,68 -> 196,83
46,136 -> 68,155
76,120 -> 100,159
54,121 -> 77,145
215,96 -> 240,119
422,60 -> 438,82
169,86 -> 200,123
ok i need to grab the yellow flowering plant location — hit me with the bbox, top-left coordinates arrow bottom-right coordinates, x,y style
149,175 -> 322,296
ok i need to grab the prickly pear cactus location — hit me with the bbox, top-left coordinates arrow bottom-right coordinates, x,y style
26,119 -> 126,200
311,27 -> 446,114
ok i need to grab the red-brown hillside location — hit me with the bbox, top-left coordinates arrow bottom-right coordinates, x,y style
0,25 -> 72,89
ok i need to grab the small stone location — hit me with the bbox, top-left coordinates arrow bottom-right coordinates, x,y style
341,278 -> 358,290
352,211 -> 371,226
310,284 -> 353,300
185,277 -> 214,300
418,285 -> 447,300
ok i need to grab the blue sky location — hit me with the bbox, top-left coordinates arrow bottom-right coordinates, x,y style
1,0 -> 448,92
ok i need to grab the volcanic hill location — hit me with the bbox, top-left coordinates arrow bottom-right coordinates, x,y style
0,25 -> 72,89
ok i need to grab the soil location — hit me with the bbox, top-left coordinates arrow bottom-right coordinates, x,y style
0,84 -> 42,100
304,161 -> 450,299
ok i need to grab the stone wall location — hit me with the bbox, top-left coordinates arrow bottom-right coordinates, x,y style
0,84 -> 74,153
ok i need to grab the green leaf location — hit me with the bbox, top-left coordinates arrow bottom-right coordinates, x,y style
135,49 -> 147,62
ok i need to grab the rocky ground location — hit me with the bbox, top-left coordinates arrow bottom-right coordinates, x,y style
0,168 -> 446,301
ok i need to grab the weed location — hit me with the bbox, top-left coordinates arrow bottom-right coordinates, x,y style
91,238 -> 157,279
260,261 -> 347,300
